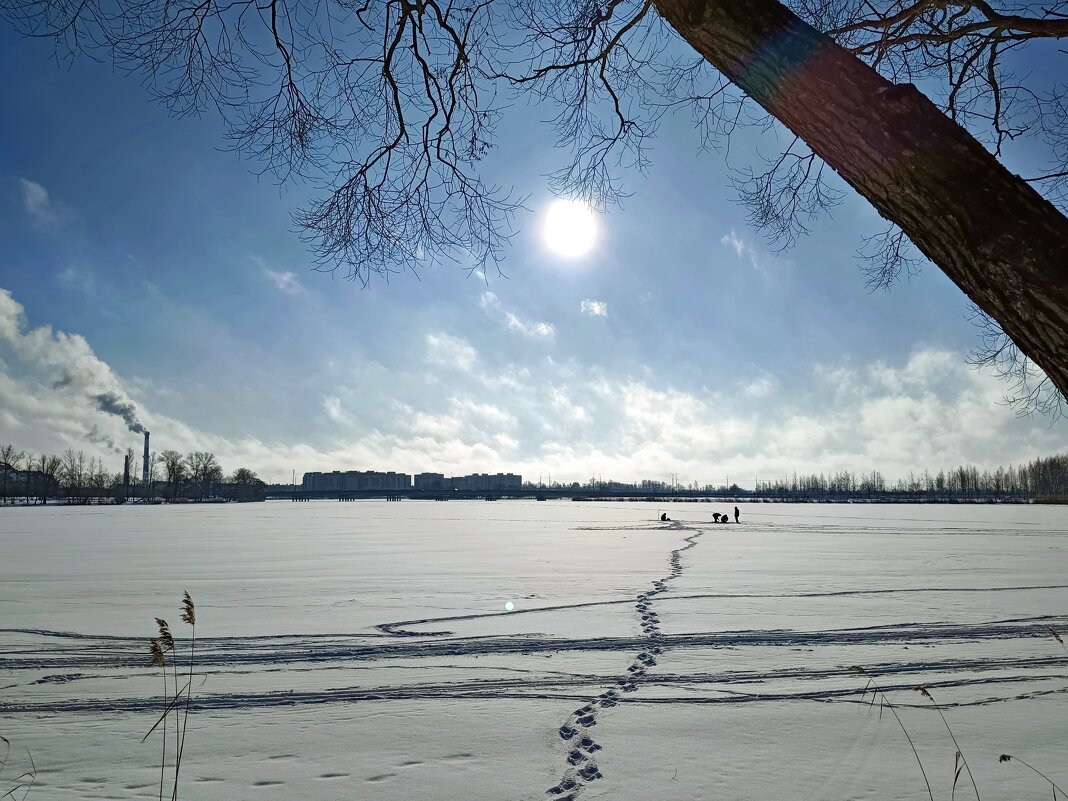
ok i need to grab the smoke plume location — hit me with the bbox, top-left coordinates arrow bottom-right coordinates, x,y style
87,424 -> 123,454
94,391 -> 145,434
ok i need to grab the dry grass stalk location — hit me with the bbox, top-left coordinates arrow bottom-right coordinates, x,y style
173,592 -> 196,801
154,618 -> 180,778
851,666 -> 934,801
145,593 -> 198,801
913,685 -> 980,801
0,738 -> 36,801
180,592 -> 195,626
999,754 -> 1066,800
149,638 -> 168,801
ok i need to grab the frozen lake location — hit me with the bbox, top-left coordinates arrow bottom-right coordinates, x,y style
1,501 -> 1066,800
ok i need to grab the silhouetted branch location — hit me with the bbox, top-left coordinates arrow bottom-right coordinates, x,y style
967,304 -> 1065,420
731,136 -> 844,249
859,223 -> 924,292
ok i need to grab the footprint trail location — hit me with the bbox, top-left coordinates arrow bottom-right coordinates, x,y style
545,522 -> 705,801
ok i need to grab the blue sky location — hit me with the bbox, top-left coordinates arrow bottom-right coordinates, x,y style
1,24 -> 1065,485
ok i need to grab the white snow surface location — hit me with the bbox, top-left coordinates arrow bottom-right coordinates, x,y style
1,500 -> 1066,800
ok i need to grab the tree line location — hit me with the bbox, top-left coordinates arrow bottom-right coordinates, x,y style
529,453 -> 1068,502
751,454 -> 1068,502
0,443 -> 264,505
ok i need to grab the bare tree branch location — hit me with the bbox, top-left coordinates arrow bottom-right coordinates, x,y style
2,0 -> 1066,409
967,304 -> 1066,419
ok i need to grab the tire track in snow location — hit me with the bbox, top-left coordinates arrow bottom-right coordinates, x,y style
3,669 -> 1066,714
374,584 -> 1068,638
2,615 -> 1065,671
545,522 -> 703,801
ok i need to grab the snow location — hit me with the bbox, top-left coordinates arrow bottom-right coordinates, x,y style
1,500 -> 1066,800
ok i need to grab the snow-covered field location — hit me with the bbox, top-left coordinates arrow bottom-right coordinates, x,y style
1,501 -> 1066,800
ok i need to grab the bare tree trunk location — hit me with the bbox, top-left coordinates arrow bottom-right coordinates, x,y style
653,0 -> 1068,397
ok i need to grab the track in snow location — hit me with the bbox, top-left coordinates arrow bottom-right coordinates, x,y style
543,521 -> 702,800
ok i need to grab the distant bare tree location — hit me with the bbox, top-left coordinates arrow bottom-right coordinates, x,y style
160,450 -> 186,501
37,454 -> 62,504
187,451 -> 220,500
60,448 -> 86,503
3,0 -> 1067,406
84,456 -> 110,501
229,467 -> 264,501
0,444 -> 23,504
206,463 -> 224,496
232,467 -> 258,485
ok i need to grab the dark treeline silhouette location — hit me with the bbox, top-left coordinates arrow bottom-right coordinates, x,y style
0,443 -> 265,505
752,455 -> 1068,502
530,454 -> 1068,503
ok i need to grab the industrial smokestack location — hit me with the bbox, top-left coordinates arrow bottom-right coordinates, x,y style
142,431 -> 150,497
123,454 -> 130,502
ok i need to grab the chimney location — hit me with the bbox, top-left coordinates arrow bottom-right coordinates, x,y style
142,431 -> 150,497
123,454 -> 131,501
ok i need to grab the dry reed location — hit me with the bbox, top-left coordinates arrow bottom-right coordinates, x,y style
0,736 -> 36,801
144,593 -> 198,801
913,685 -> 980,801
851,665 -> 935,801
999,754 -> 1066,799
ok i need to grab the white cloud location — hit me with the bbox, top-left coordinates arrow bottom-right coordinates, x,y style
322,396 -> 354,426
57,265 -> 96,295
425,332 -> 478,372
580,299 -> 608,317
448,398 -> 516,429
264,269 -> 303,295
741,374 -> 778,398
0,289 -> 117,392
721,230 -> 749,260
0,284 -> 1064,485
550,386 -> 589,423
480,291 -> 555,337
19,179 -> 58,226
720,230 -> 788,281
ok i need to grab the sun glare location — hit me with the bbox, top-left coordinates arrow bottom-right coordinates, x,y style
542,199 -> 597,258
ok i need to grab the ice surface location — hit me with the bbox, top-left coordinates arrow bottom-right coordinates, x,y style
1,501 -> 1066,800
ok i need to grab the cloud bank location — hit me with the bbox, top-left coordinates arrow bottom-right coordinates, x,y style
0,287 -> 1064,484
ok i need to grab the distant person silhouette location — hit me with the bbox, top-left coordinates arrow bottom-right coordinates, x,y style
734,506 -> 740,523
720,514 -> 729,523
712,512 -> 721,522
660,512 -> 669,522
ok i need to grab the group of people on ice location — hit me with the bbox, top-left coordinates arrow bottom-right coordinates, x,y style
659,507 -> 740,523
713,508 -> 740,524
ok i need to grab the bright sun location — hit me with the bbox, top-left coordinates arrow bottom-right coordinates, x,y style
542,199 -> 597,258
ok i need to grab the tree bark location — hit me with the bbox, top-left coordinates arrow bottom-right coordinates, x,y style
653,0 -> 1068,398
